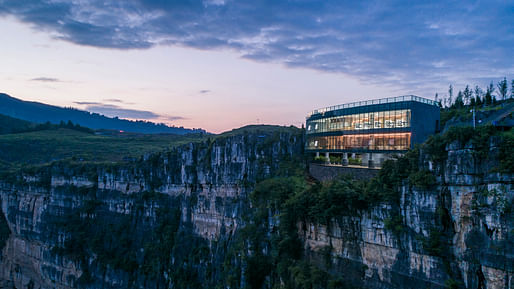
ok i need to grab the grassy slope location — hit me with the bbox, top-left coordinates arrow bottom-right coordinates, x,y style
0,124 -> 301,174
440,98 -> 514,128
0,114 -> 35,134
0,128 -> 206,169
218,124 -> 301,137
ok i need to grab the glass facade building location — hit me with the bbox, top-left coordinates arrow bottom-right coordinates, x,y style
306,95 -> 440,154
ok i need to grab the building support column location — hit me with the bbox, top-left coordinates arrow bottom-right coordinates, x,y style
368,152 -> 375,168
325,152 -> 330,164
342,152 -> 348,166
315,152 -> 320,158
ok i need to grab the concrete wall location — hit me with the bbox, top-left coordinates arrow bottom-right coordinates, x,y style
309,163 -> 378,182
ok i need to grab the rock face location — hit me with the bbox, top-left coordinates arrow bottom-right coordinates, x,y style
301,138 -> 513,289
0,130 -> 304,288
0,129 -> 512,289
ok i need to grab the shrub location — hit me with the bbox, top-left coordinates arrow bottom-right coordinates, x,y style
0,209 -> 10,251
313,156 -> 327,163
409,170 -> 436,189
384,215 -> 404,236
444,278 -> 462,289
498,130 -> 514,173
423,229 -> 451,257
329,155 -> 341,164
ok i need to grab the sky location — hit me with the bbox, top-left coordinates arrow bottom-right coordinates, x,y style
0,0 -> 513,133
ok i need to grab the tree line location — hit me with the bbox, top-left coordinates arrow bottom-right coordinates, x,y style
434,77 -> 513,109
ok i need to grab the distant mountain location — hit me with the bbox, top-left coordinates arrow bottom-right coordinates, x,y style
0,93 -> 205,134
0,113 -> 95,135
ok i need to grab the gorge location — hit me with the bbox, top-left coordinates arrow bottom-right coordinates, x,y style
0,126 -> 512,289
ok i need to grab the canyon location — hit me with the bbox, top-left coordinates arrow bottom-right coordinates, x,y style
0,127 -> 512,288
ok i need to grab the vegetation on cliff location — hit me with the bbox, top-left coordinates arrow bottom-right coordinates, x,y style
425,124 -> 513,173
218,123 -> 513,289
47,189 -> 213,287
437,80 -> 514,128
15,126 -> 305,288
0,118 -> 512,288
0,208 -> 10,254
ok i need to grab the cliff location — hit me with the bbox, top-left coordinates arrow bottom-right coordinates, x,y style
0,126 -> 512,289
0,128 -> 304,288
301,136 -> 513,289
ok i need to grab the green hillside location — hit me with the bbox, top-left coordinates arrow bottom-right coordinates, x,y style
0,128 -> 206,173
0,115 -> 300,177
0,114 -> 35,134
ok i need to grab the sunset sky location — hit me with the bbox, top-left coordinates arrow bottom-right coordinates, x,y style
0,0 -> 513,133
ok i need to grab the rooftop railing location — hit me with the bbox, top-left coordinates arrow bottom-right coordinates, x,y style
307,95 -> 436,117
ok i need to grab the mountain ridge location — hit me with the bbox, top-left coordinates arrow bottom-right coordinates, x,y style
0,93 -> 205,135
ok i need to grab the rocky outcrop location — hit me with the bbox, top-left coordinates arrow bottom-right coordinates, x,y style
0,128 -> 512,289
0,129 -> 304,288
301,138 -> 513,289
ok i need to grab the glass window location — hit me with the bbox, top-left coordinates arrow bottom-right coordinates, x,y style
307,133 -> 411,151
306,109 -> 411,133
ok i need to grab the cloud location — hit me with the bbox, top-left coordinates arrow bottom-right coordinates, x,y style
165,115 -> 186,121
74,101 -> 101,105
85,104 -> 159,119
4,1 -> 514,93
80,103 -> 185,122
103,98 -> 124,103
101,98 -> 136,105
31,77 -> 61,82
199,89 -> 210,94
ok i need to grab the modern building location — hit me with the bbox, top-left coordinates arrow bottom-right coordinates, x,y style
305,95 -> 440,167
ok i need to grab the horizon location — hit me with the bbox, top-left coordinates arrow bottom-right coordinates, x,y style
1,1 -> 513,133
1,91 -> 443,135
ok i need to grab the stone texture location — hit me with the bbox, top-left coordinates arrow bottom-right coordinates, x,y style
0,132 -> 512,289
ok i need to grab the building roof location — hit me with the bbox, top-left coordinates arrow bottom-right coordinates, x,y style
307,95 -> 436,117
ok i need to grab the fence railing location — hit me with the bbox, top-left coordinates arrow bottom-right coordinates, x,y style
307,95 -> 436,117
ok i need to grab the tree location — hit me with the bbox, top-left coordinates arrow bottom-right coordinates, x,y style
511,79 -> 514,99
434,93 -> 442,108
476,96 -> 483,106
448,84 -> 453,107
485,82 -> 495,106
454,91 -> 464,108
474,85 -> 483,106
470,96 -> 476,106
485,91 -> 492,105
487,81 -> 495,96
463,85 -> 472,106
497,77 -> 508,101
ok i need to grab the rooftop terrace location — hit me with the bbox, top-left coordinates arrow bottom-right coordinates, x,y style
308,95 -> 436,117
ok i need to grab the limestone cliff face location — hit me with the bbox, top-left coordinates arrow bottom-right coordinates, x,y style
0,129 -> 512,289
301,138 -> 513,289
0,130 -> 303,288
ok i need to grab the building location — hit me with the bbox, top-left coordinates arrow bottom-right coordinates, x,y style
305,95 -> 440,167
